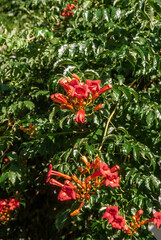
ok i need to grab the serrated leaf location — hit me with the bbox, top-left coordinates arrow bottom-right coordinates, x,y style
125,168 -> 137,181
145,177 -> 151,191
65,148 -> 72,161
150,175 -> 160,190
145,151 -> 156,171
130,172 -> 138,184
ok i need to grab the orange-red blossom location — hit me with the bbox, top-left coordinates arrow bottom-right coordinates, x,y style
0,198 -> 19,223
50,74 -> 112,124
116,209 -> 161,235
46,156 -> 120,216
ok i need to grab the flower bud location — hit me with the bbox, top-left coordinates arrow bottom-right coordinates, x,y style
136,209 -> 144,217
70,209 -> 80,216
94,104 -> 102,111
72,73 -> 80,81
81,156 -> 90,168
132,215 -> 137,221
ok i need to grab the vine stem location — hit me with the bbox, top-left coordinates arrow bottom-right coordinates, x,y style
98,79 -> 137,154
98,104 -> 118,153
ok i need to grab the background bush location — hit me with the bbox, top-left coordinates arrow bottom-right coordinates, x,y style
0,0 -> 161,239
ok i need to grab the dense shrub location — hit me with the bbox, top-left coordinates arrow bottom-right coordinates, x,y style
0,0 -> 161,239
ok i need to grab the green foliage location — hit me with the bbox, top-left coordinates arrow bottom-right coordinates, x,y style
0,0 -> 161,239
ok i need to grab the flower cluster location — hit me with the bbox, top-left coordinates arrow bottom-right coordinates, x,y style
0,198 -> 19,223
20,123 -> 36,134
130,210 -> 161,232
61,4 -> 76,18
102,207 -> 161,235
46,156 -> 120,216
102,206 -> 128,231
2,158 -> 10,164
50,74 -> 112,124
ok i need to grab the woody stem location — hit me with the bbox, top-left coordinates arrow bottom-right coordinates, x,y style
98,79 -> 137,154
98,105 -> 117,153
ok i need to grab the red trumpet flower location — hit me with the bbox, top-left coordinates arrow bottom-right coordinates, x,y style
49,179 -> 64,188
51,93 -> 68,104
74,109 -> 85,124
86,80 -> 101,93
104,172 -> 120,187
92,84 -> 112,99
111,215 -> 126,229
153,212 -> 161,229
71,83 -> 90,99
98,84 -> 113,95
58,184 -> 77,201
50,74 -> 112,124
94,104 -> 102,111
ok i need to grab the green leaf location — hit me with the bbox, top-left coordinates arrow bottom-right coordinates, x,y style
119,87 -> 131,100
145,151 -> 156,171
84,69 -> 100,79
82,1 -> 92,8
117,126 -> 128,134
86,144 -> 95,155
8,171 -> 17,184
129,88 -> 139,102
117,75 -> 125,85
145,177 -> 151,191
133,145 -> 140,161
55,209 -> 70,231
23,101 -> 35,110
111,88 -> 121,101
35,90 -> 50,98
122,141 -> 131,155
59,115 -> 69,128
7,151 -> 18,161
146,111 -> 155,127
103,134 -> 117,142
35,28 -> 49,38
49,106 -> 60,123
0,172 -> 8,184
150,175 -> 160,191
125,168 -> 137,181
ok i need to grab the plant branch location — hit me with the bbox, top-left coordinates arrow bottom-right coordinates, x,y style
98,79 -> 137,153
